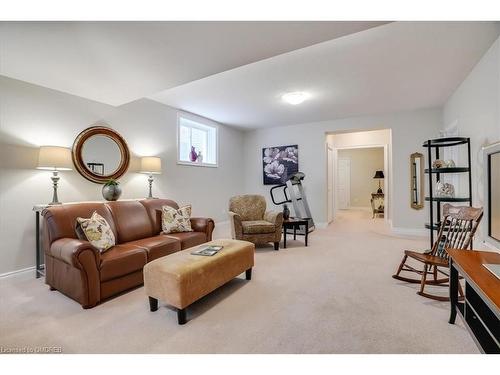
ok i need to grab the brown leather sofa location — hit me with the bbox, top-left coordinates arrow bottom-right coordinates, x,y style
42,199 -> 214,308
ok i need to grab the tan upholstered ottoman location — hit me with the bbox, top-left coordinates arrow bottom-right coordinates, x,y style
143,239 -> 255,324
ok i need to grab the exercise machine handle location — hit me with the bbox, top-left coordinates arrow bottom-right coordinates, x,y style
270,184 -> 291,205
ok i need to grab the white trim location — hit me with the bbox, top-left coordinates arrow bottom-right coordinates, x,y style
176,111 -> 219,168
483,240 -> 500,252
0,266 -> 36,279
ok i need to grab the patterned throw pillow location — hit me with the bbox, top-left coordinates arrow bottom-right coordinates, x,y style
76,211 -> 115,252
162,205 -> 193,234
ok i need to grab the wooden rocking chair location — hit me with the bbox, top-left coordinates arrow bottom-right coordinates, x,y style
392,204 -> 483,301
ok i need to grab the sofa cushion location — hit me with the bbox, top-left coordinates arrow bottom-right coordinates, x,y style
106,201 -> 153,243
242,220 -> 276,234
43,203 -> 116,243
76,211 -> 116,252
140,199 -> 180,234
162,205 -> 193,234
164,232 -> 207,250
100,244 -> 148,282
126,235 -> 181,261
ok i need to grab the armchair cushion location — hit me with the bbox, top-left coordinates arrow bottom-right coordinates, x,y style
242,220 -> 276,234
264,210 -> 283,226
229,195 -> 267,221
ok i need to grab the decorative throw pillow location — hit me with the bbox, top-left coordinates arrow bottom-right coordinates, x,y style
162,205 -> 193,234
76,211 -> 115,252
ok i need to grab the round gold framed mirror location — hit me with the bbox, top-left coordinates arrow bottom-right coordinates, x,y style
72,126 -> 130,183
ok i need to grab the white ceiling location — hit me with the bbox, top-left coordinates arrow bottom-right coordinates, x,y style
0,21 -> 387,106
150,21 -> 500,129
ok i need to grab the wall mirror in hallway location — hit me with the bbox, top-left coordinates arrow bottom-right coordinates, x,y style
410,152 -> 424,210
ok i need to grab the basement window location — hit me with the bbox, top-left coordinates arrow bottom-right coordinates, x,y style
177,113 -> 218,167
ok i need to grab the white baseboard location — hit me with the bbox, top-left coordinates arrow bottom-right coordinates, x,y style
0,266 -> 35,279
390,226 -> 428,237
315,222 -> 328,229
483,240 -> 500,252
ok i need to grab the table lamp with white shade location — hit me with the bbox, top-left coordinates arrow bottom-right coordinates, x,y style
140,156 -> 162,199
37,146 -> 73,205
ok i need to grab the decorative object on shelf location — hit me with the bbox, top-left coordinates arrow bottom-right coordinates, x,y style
410,152 -> 424,210
140,156 -> 162,199
435,180 -> 455,198
283,204 -> 290,220
102,179 -> 122,201
72,125 -> 130,183
432,159 -> 445,169
444,159 -> 456,168
262,145 -> 299,185
197,151 -> 203,163
373,170 -> 384,194
37,146 -> 73,205
189,146 -> 198,162
423,137 -> 472,247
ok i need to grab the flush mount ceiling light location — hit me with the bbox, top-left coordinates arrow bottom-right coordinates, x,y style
281,91 -> 310,105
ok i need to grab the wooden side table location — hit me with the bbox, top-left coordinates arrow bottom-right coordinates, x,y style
282,218 -> 310,248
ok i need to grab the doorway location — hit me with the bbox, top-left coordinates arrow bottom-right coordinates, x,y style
326,129 -> 391,223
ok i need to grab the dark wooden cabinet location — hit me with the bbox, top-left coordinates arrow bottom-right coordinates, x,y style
447,249 -> 500,354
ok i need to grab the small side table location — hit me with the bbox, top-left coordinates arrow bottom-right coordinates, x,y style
282,218 -> 310,248
33,204 -> 49,278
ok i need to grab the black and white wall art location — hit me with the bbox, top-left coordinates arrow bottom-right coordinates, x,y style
262,145 -> 299,185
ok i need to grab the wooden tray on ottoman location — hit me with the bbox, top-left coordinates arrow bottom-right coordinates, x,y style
144,239 -> 255,324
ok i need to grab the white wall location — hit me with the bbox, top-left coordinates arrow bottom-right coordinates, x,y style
0,76 -> 245,274
337,148 -> 384,207
243,108 -> 441,229
442,35 -> 500,246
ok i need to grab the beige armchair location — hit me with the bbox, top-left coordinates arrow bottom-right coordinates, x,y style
229,195 -> 283,250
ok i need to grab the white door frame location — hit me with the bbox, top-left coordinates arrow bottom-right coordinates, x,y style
331,144 -> 389,221
327,144 -> 334,223
337,157 -> 351,210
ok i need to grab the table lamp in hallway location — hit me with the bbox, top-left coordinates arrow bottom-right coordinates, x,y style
37,146 -> 73,205
140,156 -> 162,199
373,170 -> 384,194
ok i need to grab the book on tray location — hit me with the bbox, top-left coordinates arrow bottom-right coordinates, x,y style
191,245 -> 223,256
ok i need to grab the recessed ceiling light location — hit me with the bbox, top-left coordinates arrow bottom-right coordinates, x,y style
282,91 -> 310,105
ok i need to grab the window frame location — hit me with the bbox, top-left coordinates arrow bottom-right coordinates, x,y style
176,112 -> 219,168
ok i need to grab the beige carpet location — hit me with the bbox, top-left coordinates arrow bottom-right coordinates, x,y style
0,209 -> 478,353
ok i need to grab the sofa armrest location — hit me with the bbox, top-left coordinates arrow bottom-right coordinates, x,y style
228,211 -> 243,239
264,210 -> 284,227
190,217 -> 215,241
49,238 -> 100,269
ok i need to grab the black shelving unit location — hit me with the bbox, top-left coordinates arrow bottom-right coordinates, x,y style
423,137 -> 472,247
